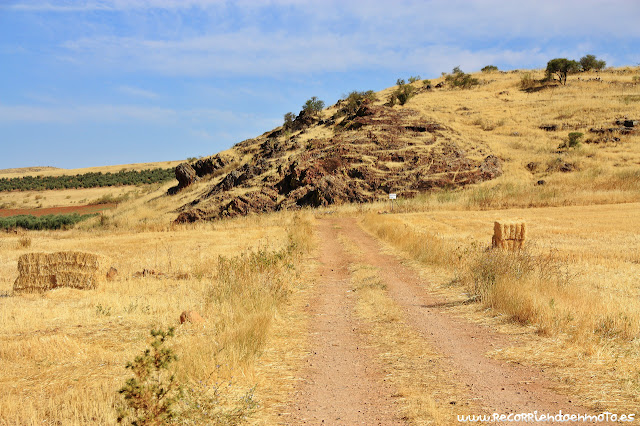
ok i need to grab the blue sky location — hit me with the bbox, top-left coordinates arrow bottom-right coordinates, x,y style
1,0 -> 639,169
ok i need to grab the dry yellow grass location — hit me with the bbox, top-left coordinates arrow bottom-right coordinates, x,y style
360,202 -> 640,412
0,186 -> 143,210
0,205 -> 313,424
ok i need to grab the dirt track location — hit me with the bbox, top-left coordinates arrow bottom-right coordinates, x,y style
285,217 -> 601,425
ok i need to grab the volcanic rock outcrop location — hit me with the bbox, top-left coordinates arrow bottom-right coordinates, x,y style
173,103 -> 502,222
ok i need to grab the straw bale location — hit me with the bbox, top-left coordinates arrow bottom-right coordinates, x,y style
494,222 -> 504,240
13,251 -> 99,293
492,220 -> 527,250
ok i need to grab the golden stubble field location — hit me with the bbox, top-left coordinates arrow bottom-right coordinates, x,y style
360,199 -> 640,413
0,203 -> 314,425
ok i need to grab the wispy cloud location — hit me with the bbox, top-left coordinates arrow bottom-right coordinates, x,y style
42,0 -> 639,78
0,102 -> 277,127
117,85 -> 160,99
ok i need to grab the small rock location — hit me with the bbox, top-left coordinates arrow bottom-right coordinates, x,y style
180,310 -> 204,324
106,267 -> 118,281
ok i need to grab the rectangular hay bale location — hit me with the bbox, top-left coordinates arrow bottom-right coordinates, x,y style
492,220 -> 527,250
14,251 -> 99,293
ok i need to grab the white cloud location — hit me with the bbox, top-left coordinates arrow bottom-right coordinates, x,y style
0,102 -> 276,127
40,0 -> 637,78
117,85 -> 160,99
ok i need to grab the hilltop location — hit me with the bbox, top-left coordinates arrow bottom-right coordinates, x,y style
169,66 -> 640,223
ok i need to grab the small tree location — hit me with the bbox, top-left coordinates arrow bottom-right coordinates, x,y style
558,132 -> 583,149
546,58 -> 580,85
388,79 -> 415,106
481,65 -> 499,73
580,54 -> 606,72
408,75 -> 421,83
117,328 -> 182,425
302,96 -> 325,118
444,67 -> 479,89
338,90 -> 377,116
283,112 -> 295,130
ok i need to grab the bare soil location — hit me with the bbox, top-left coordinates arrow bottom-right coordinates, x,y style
0,203 -> 116,217
286,219 -> 402,425
286,217 -> 605,424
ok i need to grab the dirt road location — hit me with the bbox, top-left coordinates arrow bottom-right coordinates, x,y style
286,217 -> 598,425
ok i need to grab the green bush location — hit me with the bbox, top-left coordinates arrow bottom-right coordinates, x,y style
579,54 -> 606,72
387,79 -> 416,106
559,132 -> 583,149
408,75 -> 421,83
444,67 -> 480,89
302,96 -> 325,117
338,90 -> 377,116
481,65 -> 499,73
283,112 -> 296,130
117,328 -> 182,425
546,58 -> 580,85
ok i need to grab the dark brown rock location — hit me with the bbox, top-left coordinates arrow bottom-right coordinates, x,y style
175,163 -> 198,189
479,155 -> 503,180
174,208 -> 208,224
192,155 -> 227,177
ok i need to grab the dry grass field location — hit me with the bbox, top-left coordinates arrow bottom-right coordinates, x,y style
360,200 -> 640,413
0,186 -> 141,210
0,195 -> 314,424
1,67 -> 640,424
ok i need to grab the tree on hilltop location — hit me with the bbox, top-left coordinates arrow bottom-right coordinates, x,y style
580,54 -> 606,72
546,58 -> 580,85
302,96 -> 325,118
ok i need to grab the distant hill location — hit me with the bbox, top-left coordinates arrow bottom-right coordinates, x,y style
0,166 -> 60,176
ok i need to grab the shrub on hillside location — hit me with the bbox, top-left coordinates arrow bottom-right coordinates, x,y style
283,112 -> 296,130
387,79 -> 416,106
580,54 -> 606,72
481,65 -> 499,73
520,73 -> 538,90
338,90 -> 377,116
558,132 -> 583,149
301,96 -> 325,118
443,67 -> 480,89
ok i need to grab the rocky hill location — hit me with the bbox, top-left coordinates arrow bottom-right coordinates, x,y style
171,95 -> 502,223
169,66 -> 640,223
